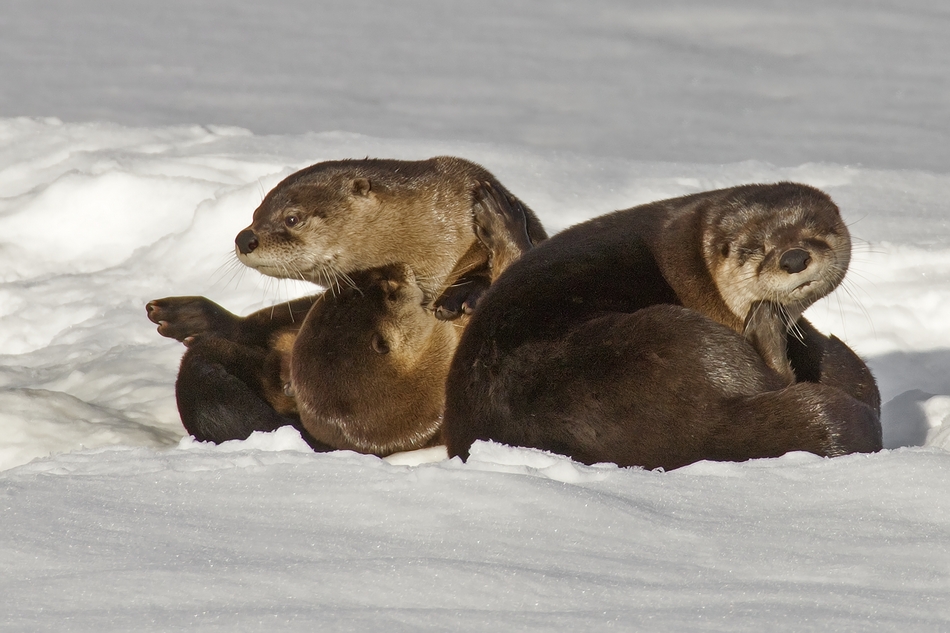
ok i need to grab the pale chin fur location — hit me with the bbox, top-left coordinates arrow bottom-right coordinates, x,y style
237,252 -> 337,286
717,249 -> 847,323
333,413 -> 444,457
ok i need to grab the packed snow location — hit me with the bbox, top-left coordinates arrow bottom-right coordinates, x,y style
2,1 -> 950,630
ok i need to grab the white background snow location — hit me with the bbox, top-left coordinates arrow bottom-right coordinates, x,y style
2,1 -> 949,630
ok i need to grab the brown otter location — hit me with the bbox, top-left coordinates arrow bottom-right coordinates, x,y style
147,177 -> 543,447
442,182 -> 882,468
234,156 -> 546,318
289,264 -> 459,455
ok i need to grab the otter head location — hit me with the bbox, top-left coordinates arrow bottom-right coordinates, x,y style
703,183 -> 852,325
292,263 -> 458,454
235,162 -> 386,288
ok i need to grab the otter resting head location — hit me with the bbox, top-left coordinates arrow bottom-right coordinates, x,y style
701,187 -> 852,329
290,263 -> 461,456
692,183 -> 852,383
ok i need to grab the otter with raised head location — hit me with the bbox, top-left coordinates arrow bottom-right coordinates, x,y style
443,183 -> 882,468
148,173 -> 543,447
235,156 -> 546,318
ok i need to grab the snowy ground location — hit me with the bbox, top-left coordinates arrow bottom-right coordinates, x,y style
2,1 -> 950,630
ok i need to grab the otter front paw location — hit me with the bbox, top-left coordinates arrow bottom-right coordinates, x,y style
146,296 -> 240,346
433,275 -> 491,320
743,301 -> 796,385
471,181 -> 535,279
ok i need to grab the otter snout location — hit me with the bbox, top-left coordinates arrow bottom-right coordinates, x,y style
779,248 -> 811,274
236,229 -> 259,255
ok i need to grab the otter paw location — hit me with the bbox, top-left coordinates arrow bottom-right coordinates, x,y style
743,301 -> 796,385
471,181 -> 529,251
145,296 -> 238,345
434,276 -> 491,320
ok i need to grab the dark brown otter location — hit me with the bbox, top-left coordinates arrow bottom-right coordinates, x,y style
147,177 -> 543,447
442,182 -> 882,468
445,304 -> 880,470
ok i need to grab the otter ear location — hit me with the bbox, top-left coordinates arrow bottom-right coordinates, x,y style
388,262 -> 415,285
381,277 -> 401,299
352,178 -> 371,197
371,333 -> 390,355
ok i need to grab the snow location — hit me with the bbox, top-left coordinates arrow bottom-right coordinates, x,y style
3,0 -> 950,172
4,436 -> 949,630
2,1 -> 950,630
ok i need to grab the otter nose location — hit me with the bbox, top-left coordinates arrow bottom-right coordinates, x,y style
779,248 -> 811,274
235,229 -> 259,255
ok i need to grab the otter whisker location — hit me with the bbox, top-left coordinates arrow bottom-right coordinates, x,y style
322,265 -> 343,297
338,268 -> 362,296
783,305 -> 807,344
837,279 -> 877,335
213,253 -> 251,290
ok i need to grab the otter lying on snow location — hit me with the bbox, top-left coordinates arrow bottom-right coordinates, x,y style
148,158 -> 545,452
443,182 -> 882,469
150,264 -> 459,454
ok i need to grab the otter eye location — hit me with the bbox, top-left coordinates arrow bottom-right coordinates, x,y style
284,215 -> 300,228
371,333 -> 390,355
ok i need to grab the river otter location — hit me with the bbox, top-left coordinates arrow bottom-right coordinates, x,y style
289,264 -> 460,455
442,182 -> 882,467
234,156 -> 546,318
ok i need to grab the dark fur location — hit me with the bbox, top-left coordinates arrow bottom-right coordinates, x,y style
445,304 -> 879,469
146,295 -> 329,449
443,183 -> 882,468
